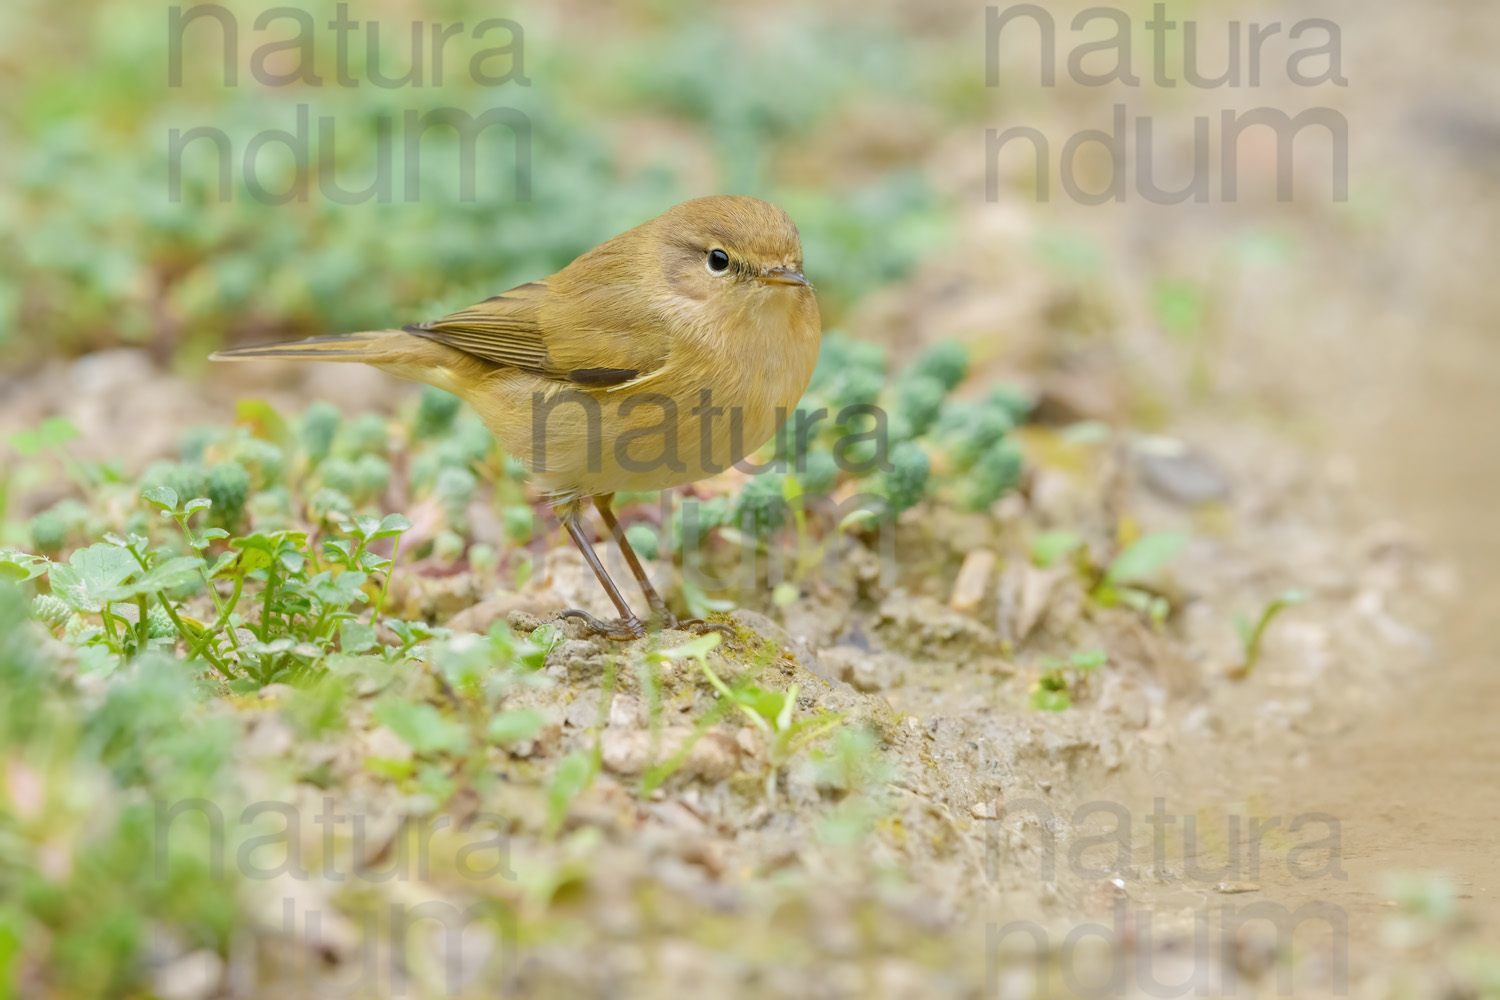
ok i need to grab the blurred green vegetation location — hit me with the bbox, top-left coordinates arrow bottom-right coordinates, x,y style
0,0 -> 976,365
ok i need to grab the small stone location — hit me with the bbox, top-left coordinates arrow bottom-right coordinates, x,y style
1134,436 -> 1233,506
608,694 -> 642,729
153,949 -> 224,1000
998,563 -> 1068,643
950,549 -> 997,615
444,591 -> 542,634
970,799 -> 1001,820
601,727 -> 741,781
1214,881 -> 1261,894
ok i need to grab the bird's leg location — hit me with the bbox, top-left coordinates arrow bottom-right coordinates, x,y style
594,494 -> 735,639
593,494 -> 671,624
557,510 -> 646,641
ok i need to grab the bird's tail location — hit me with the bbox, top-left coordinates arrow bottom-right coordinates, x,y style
209,331 -> 401,363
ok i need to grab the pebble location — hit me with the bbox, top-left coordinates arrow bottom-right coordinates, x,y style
1135,436 -> 1233,506
949,549 -> 997,615
1213,881 -> 1261,894
153,950 -> 224,1000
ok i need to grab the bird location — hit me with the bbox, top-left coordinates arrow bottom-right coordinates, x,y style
212,195 -> 822,640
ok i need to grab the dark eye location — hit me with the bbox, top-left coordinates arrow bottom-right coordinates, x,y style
706,249 -> 730,273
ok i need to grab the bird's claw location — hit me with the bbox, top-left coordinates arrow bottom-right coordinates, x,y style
675,618 -> 737,639
651,606 -> 735,640
557,608 -> 733,643
558,609 -> 647,641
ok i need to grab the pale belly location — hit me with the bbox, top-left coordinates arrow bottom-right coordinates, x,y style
470,354 -> 815,503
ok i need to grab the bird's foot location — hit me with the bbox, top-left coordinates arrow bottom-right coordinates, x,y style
656,608 -> 736,640
558,609 -> 647,641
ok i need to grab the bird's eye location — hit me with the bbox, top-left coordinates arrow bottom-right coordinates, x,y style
706,249 -> 730,273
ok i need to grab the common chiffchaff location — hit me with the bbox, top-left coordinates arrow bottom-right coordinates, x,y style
213,195 -> 822,639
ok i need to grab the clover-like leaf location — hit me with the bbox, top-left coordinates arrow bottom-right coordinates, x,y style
1105,531 -> 1189,586
373,700 -> 469,755
47,544 -> 140,612
370,513 -> 412,541
489,708 -> 544,744
339,621 -> 377,654
143,486 -> 178,511
97,556 -> 205,602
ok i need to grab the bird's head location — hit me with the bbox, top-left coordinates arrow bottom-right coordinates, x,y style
654,195 -> 813,306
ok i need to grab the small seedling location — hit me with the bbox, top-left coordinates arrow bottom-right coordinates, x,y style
1029,648 -> 1108,711
649,631 -> 844,802
1227,589 -> 1308,679
1093,530 -> 1187,626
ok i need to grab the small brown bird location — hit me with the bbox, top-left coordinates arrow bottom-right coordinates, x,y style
213,195 -> 821,639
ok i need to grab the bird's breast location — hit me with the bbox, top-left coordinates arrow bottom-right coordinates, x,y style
470,297 -> 820,502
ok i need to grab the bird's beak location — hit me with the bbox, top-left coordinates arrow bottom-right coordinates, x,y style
759,266 -> 810,287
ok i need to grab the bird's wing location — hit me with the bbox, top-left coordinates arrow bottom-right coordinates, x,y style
405,279 -> 666,389
405,281 -> 554,375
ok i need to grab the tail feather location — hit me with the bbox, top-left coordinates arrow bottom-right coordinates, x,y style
209,332 -> 391,362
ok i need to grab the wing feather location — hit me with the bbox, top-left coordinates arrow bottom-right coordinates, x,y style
406,281 -> 554,375
405,277 -> 668,387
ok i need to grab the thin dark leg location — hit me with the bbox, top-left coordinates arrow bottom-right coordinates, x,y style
595,494 -> 735,639
593,494 -> 673,624
557,512 -> 646,640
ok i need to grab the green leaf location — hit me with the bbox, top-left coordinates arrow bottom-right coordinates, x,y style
184,498 -> 213,515
340,621 -> 377,654
489,708 -> 544,744
76,645 -> 120,676
546,752 -> 595,835
371,513 -> 412,541
1152,278 -> 1209,338
97,556 -> 205,602
143,486 -> 178,511
1234,612 -> 1253,648
735,686 -> 794,728
7,429 -> 42,457
39,417 -> 80,449
373,700 -> 469,756
1069,649 -> 1108,672
681,578 -> 735,619
228,530 -> 309,578
1030,687 -> 1072,711
10,417 -> 81,457
0,550 -> 47,583
322,539 -> 354,563
1031,530 -> 1083,568
235,399 -> 291,449
648,630 -> 723,666
47,544 -> 139,612
206,551 -> 239,578
1105,532 -> 1188,586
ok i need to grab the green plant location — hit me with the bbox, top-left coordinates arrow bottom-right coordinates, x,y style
893,373 -> 948,436
1229,589 -> 1309,679
880,440 -> 931,513
1030,649 -> 1108,711
1093,531 -> 1188,625
910,340 -> 969,392
967,439 -> 1024,511
732,472 -> 789,538
414,386 -> 464,440
299,402 -> 342,466
1030,530 -> 1083,569
651,632 -> 844,802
